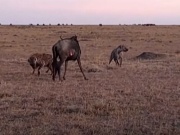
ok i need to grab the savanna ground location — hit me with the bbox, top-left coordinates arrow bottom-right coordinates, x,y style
0,25 -> 179,135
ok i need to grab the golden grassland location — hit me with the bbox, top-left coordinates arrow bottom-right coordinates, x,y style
0,25 -> 180,134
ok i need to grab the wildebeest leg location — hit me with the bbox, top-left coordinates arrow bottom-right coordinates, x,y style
53,67 -> 58,80
52,62 -> 57,81
77,58 -> 88,80
57,66 -> 61,81
58,59 -> 65,81
63,61 -> 68,80
52,53 -> 58,81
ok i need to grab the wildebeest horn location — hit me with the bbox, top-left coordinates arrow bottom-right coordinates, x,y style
60,36 -> 63,40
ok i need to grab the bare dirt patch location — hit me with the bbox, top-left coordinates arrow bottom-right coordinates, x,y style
135,52 -> 167,60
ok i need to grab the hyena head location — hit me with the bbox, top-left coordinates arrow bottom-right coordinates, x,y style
28,56 -> 37,69
119,45 -> 128,52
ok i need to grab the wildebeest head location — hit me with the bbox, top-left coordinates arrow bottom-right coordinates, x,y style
70,35 -> 78,43
118,45 -> 128,52
71,35 -> 77,39
59,35 -> 78,42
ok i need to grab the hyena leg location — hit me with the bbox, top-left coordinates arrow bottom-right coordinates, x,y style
46,63 -> 52,74
31,65 -> 36,74
119,57 -> 122,67
32,68 -> 36,74
49,64 -> 53,75
37,65 -> 43,76
47,66 -> 53,75
114,59 -> 119,66
46,68 -> 49,73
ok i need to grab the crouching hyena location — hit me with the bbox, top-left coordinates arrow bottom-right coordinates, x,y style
109,45 -> 128,66
28,53 -> 53,75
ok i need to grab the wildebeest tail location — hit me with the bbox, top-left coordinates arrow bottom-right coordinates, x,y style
52,45 -> 58,65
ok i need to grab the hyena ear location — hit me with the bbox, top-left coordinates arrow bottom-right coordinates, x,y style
118,45 -> 122,48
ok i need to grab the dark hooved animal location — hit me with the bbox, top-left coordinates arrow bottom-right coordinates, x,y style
52,35 -> 87,81
28,53 -> 53,75
109,45 -> 128,66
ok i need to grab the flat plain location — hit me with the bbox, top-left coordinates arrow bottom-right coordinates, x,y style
0,25 -> 179,135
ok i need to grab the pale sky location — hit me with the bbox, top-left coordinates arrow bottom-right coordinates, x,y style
0,0 -> 180,25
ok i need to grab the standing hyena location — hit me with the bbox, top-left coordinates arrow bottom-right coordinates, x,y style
109,45 -> 128,66
28,53 -> 53,75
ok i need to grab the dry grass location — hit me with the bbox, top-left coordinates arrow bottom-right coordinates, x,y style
0,25 -> 180,135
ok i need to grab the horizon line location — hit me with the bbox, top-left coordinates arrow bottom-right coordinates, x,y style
0,23 -> 180,26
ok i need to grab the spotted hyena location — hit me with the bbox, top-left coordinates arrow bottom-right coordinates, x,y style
109,45 -> 128,66
28,53 -> 53,75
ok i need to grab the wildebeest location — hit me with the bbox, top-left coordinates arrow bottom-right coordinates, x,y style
109,45 -> 128,66
52,35 -> 87,81
28,53 -> 53,75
